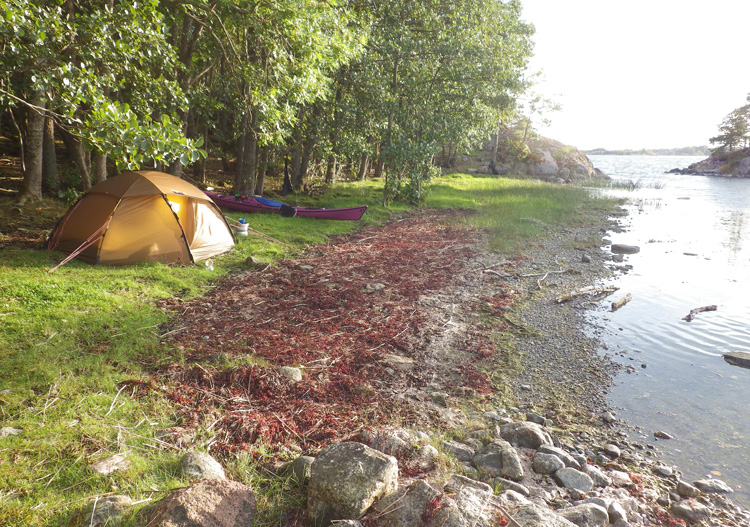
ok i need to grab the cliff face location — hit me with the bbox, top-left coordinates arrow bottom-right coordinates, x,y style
475,135 -> 607,183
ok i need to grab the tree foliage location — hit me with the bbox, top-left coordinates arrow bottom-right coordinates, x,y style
1,0 -> 535,205
710,95 -> 750,153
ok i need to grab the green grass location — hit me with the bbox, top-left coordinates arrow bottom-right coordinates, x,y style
427,173 -> 611,253
0,174 -> 615,526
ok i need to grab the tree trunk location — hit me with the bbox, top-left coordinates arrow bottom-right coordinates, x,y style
61,129 -> 92,190
254,146 -> 269,195
17,91 -> 46,205
357,154 -> 369,180
324,156 -> 336,184
290,128 -> 303,190
42,114 -> 59,193
93,151 -> 108,184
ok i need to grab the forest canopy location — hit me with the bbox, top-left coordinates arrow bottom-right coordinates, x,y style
0,0 -> 534,205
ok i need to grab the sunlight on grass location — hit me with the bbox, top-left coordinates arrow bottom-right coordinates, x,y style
0,174 -> 615,525
427,173 -> 607,253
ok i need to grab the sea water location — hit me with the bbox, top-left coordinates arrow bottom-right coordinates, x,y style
586,155 -> 750,508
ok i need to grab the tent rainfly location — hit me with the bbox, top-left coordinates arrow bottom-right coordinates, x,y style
46,170 -> 235,267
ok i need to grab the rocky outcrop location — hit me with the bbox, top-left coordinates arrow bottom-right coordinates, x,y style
669,148 -> 750,177
474,135 -> 607,184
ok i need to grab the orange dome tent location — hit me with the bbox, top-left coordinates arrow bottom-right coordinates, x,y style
46,171 -> 235,268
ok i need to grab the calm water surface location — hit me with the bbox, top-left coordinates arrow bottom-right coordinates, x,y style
587,155 -> 750,508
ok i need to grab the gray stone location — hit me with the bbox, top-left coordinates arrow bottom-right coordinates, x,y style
441,440 -> 475,462
279,366 -> 303,382
533,452 -> 565,474
553,467 -> 594,493
373,479 -> 439,527
693,478 -> 733,494
444,474 -> 493,494
149,479 -> 256,527
91,453 -> 130,476
602,443 -> 621,459
537,445 -> 581,469
652,465 -> 673,477
611,244 -> 640,254
675,480 -> 700,497
366,429 -> 414,456
331,521 -> 363,527
500,421 -> 553,449
493,477 -> 530,497
472,440 -> 524,481
244,255 -> 269,270
582,464 -> 612,487
607,470 -> 632,487
308,442 -> 398,525
671,500 -> 710,523
180,451 -> 226,480
608,501 -> 628,523
431,391 -> 450,407
0,427 -> 22,438
86,495 -> 133,527
285,456 -> 314,484
429,485 -> 498,527
514,503 -> 578,527
526,411 -> 547,425
557,503 -> 609,527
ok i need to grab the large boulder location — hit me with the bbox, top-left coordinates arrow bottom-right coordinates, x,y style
500,421 -> 553,449
307,442 -> 398,526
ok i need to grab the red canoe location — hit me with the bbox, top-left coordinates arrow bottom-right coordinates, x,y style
206,192 -> 367,221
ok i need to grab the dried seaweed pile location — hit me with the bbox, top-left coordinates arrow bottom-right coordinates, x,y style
160,211 -> 515,456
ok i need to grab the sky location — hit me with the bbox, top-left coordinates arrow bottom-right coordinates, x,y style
518,1 -> 750,150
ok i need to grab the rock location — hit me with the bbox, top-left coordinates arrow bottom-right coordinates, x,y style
180,451 -> 226,480
366,429 -> 415,457
723,351 -> 750,369
493,477 -> 530,497
428,485 -> 499,527
554,467 -> 594,493
0,426 -> 22,438
91,453 -> 129,475
149,479 -> 256,527
363,283 -> 385,293
533,452 -> 565,475
331,521 -> 363,527
654,430 -> 673,440
382,354 -> 415,371
607,470 -> 633,487
557,503 -> 609,527
675,480 -> 701,498
525,411 -> 547,425
608,501 -> 628,523
601,411 -> 616,424
373,479 -> 440,527
671,500 -> 710,523
443,474 -> 493,494
602,443 -> 621,459
693,478 -> 733,494
537,445 -> 582,469
278,366 -> 303,382
514,503 -> 578,527
85,495 -> 133,527
441,440 -> 476,462
611,244 -> 640,254
652,465 -> 673,477
307,442 -> 398,525
581,254 -> 592,263
472,440 -> 524,480
582,464 -> 612,487
500,421 -> 553,449
244,256 -> 269,270
284,456 -> 314,484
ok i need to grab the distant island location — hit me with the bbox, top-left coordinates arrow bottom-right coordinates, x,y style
584,146 -> 710,156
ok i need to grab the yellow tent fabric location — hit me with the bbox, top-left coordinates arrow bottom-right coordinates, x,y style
47,171 -> 235,265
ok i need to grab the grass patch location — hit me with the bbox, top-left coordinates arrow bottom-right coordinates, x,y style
427,173 -> 611,253
0,173 -> 615,525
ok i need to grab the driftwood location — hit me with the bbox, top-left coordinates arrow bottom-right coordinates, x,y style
555,286 -> 619,304
682,305 -> 717,322
611,293 -> 632,312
